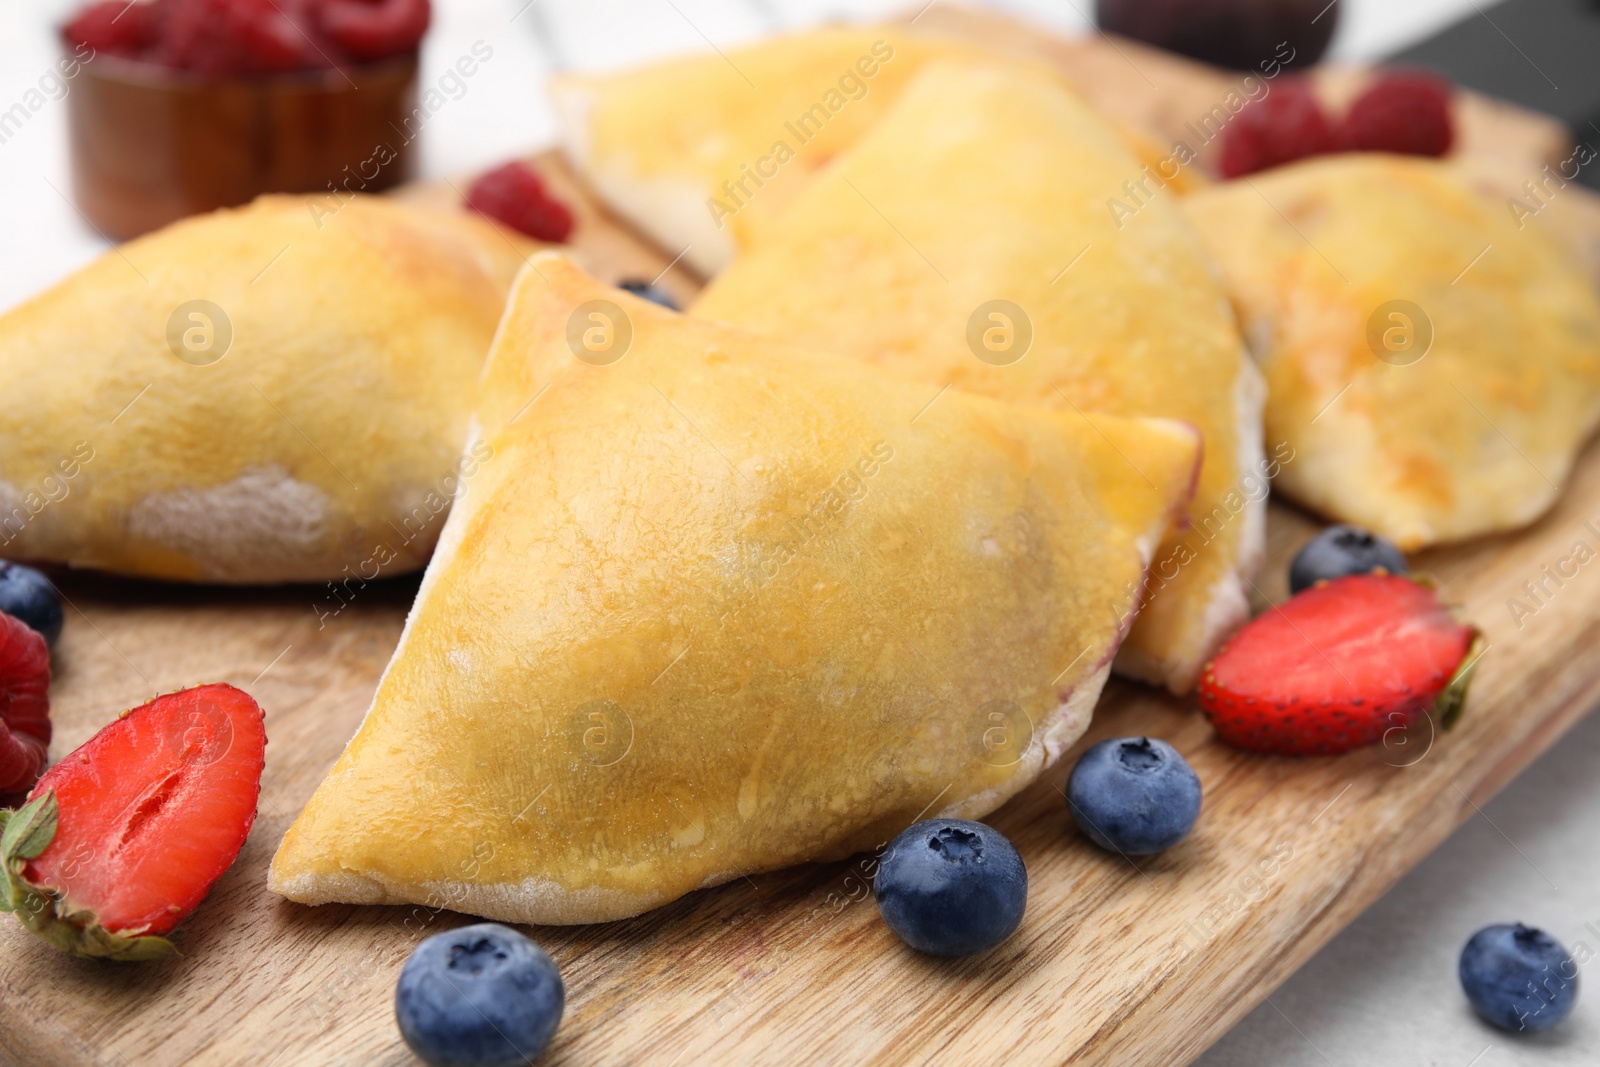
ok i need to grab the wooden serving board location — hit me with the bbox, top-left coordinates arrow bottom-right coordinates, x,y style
6,10 -> 1600,1067
916,5 -> 1573,177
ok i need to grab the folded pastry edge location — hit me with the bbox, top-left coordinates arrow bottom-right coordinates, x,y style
939,659 -> 1110,823
265,415 -> 490,903
1113,350 -> 1267,692
266,661 -> 1115,926
548,77 -> 731,277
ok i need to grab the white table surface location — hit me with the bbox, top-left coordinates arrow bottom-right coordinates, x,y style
5,3 -> 1592,1065
0,0 -> 1480,312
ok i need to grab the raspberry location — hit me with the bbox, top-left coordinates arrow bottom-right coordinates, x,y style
319,0 -> 430,62
156,0 -> 322,75
1337,70 -> 1455,158
0,611 -> 51,798
62,0 -> 430,71
467,162 -> 576,244
1220,78 -> 1336,179
62,0 -> 165,59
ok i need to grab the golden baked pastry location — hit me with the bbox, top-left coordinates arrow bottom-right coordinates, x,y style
551,25 -> 991,276
693,58 -> 1265,693
269,255 -> 1200,924
552,24 -> 1184,277
1183,154 -> 1600,548
0,195 -> 533,582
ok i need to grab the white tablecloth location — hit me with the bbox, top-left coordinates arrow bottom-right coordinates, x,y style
9,4 -> 1588,1065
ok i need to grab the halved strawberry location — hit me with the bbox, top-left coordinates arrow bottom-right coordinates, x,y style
0,684 -> 264,960
0,611 -> 51,799
1198,574 -> 1480,757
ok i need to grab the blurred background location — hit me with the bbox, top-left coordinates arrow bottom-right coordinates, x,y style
0,0 -> 1506,309
5,1 -> 1600,1063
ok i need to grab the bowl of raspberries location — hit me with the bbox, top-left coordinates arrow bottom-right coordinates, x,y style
60,0 -> 430,239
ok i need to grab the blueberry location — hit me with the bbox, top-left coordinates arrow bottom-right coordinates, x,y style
1288,524 -> 1407,594
0,561 -> 63,647
1066,737 -> 1201,855
618,279 -> 679,310
873,819 -> 1026,956
1459,923 -> 1579,1033
396,923 -> 564,1066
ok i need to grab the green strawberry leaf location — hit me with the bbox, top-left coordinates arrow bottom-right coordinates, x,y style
0,792 -> 56,865
0,807 -> 16,913
1435,631 -> 1486,732
0,792 -> 176,960
102,933 -> 179,963
0,810 -> 9,879
15,895 -> 177,962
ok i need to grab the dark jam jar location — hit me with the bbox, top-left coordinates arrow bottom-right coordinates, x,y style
60,0 -> 428,240
1096,0 -> 1338,72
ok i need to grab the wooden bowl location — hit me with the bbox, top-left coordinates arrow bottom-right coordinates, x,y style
64,51 -> 419,241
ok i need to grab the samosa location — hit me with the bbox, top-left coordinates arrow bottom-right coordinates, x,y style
269,256 -> 1199,924
0,196 -> 533,582
551,25 -> 1191,276
551,25 -> 989,276
1183,155 -> 1600,548
693,59 -> 1266,693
